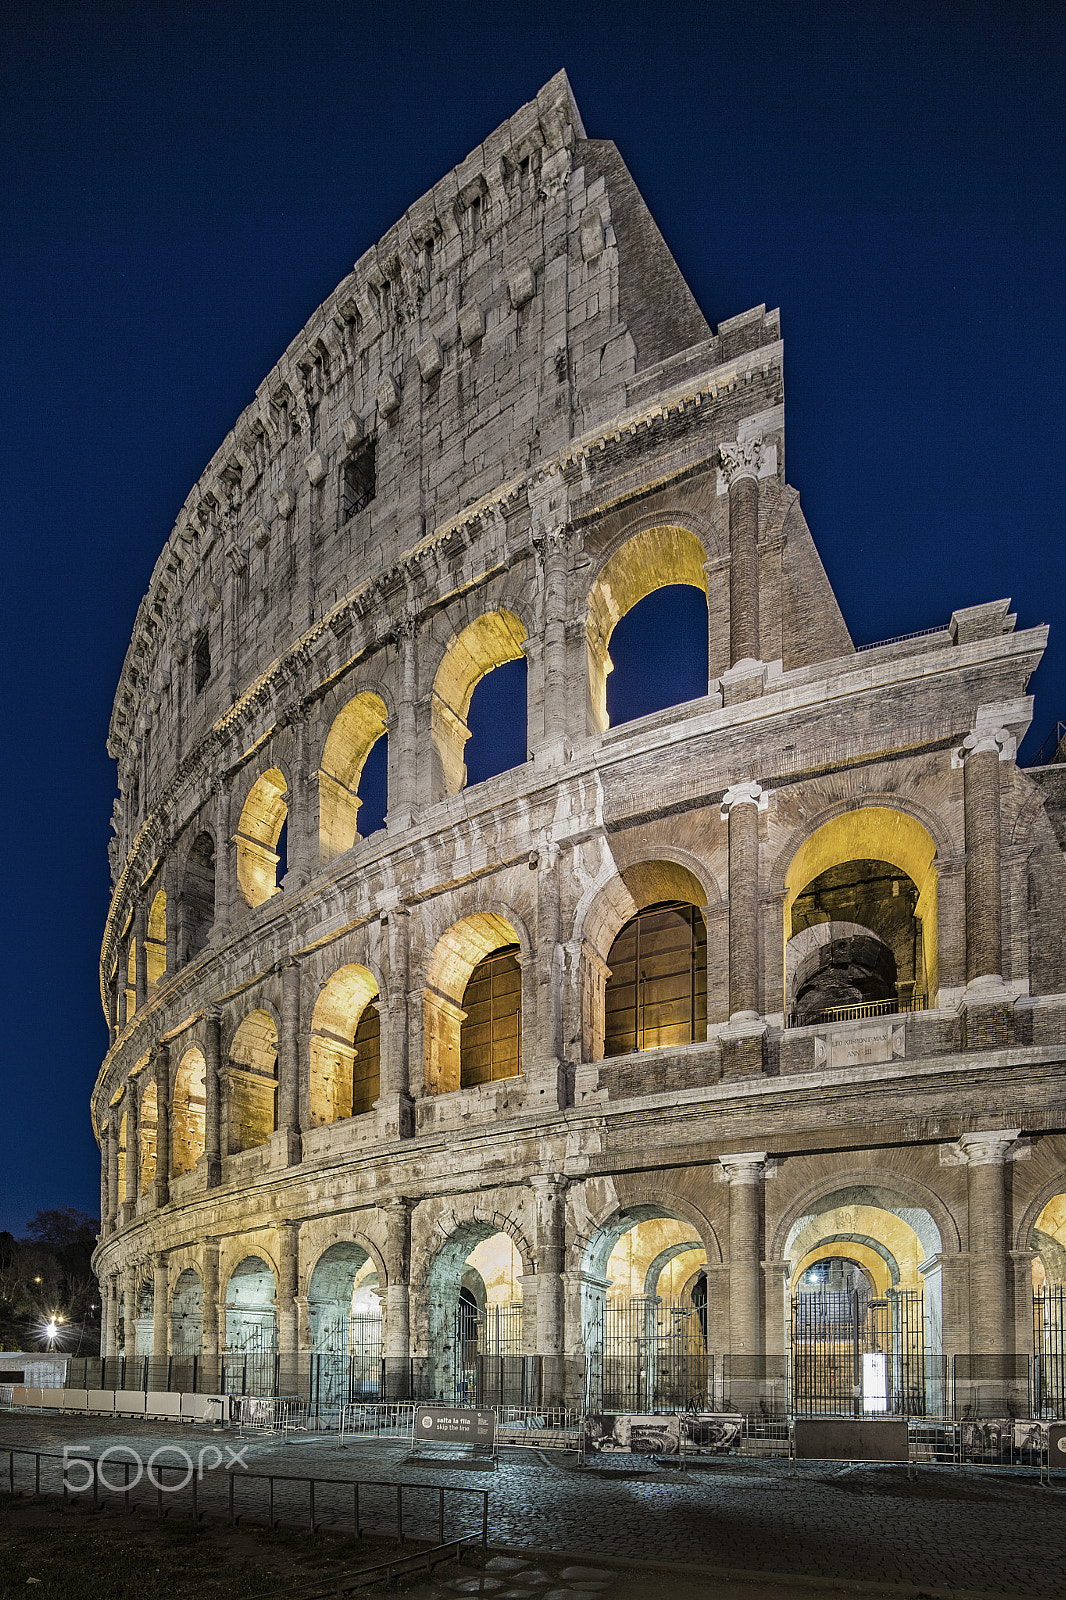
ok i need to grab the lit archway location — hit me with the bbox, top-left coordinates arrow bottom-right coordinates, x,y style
170,1268 -> 203,1360
226,1011 -> 277,1153
307,1241 -> 382,1403
181,832 -> 215,962
146,888 -> 166,987
309,965 -> 381,1125
423,912 -> 522,1094
425,1224 -> 526,1403
431,610 -> 527,796
224,1256 -> 276,1356
783,809 -> 939,1012
586,525 -> 709,734
318,691 -> 389,862
236,769 -> 288,907
172,1047 -> 206,1176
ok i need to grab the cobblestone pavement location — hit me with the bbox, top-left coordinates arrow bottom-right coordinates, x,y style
1,1412 -> 1062,1599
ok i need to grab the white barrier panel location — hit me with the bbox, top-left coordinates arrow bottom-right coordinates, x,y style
146,1392 -> 182,1420
86,1390 -> 115,1413
181,1394 -> 226,1424
62,1390 -> 89,1412
114,1392 -> 147,1418
40,1389 -> 65,1410
9,1387 -> 30,1407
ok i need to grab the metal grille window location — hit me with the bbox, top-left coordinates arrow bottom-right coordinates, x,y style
351,1001 -> 380,1116
460,944 -> 521,1086
604,901 -> 707,1056
342,440 -> 376,519
1034,1286 -> 1066,1418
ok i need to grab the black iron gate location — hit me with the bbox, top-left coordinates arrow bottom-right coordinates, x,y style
310,1312 -> 383,1408
453,1302 -> 528,1405
586,1295 -> 708,1413
1034,1286 -> 1066,1418
791,1288 -> 927,1415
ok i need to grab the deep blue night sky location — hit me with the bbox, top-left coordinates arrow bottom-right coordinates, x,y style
1,1 -> 1063,1235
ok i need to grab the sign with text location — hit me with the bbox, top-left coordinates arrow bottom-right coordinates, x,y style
414,1406 -> 496,1447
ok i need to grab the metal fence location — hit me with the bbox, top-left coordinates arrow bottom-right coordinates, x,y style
790,1288 -> 938,1416
1034,1287 -> 1066,1418
585,1294 -> 709,1413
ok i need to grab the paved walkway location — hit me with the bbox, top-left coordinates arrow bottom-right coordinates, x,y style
1,1411 -> 1062,1599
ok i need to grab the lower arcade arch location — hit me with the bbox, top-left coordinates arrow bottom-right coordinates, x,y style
170,1267 -> 203,1360
223,1256 -> 276,1358
306,1242 -> 383,1404
1029,1192 -> 1066,1416
425,1224 -> 526,1403
781,1186 -> 944,1416
580,1208 -> 711,1412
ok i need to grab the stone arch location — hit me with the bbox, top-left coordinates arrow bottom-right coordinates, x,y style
225,1009 -> 278,1153
138,1073 -> 157,1194
146,887 -> 166,988
418,1209 -> 533,1398
773,804 -> 944,1009
171,1046 -> 206,1177
1017,1171 -> 1066,1255
576,859 -> 711,1063
309,963 -> 381,1125
318,690 -> 389,863
180,829 -> 216,963
170,1266 -> 203,1358
306,1239 -> 384,1352
769,1173 -> 956,1264
235,766 -> 289,908
430,609 -> 528,797
585,522 -> 712,734
791,1235 -> 901,1298
222,1254 -> 277,1354
421,906 -> 531,1094
642,1239 -> 705,1297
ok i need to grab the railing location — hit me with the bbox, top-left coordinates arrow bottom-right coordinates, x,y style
855,624 -> 949,653
785,995 -> 927,1029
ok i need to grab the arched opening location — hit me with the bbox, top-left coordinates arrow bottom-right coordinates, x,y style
318,691 -> 389,862
181,832 -> 215,963
431,610 -> 527,796
170,1268 -> 203,1369
138,1074 -> 157,1194
460,945 -> 521,1086
783,1187 -> 941,1416
581,861 -> 709,1063
135,1276 -> 154,1364
464,657 -> 528,785
225,1011 -> 277,1154
125,934 -> 136,1020
236,769 -> 288,908
604,902 -> 707,1056
606,585 -> 709,728
146,888 -> 166,988
1031,1193 -> 1066,1418
309,966 -> 381,1125
423,912 -> 522,1094
171,1047 -> 206,1177
307,1242 -> 382,1404
784,809 -> 939,1019
581,1209 -> 710,1412
586,526 -> 709,735
425,1225 -> 525,1404
223,1257 -> 276,1390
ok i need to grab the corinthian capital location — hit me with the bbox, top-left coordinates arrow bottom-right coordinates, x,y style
719,436 -> 765,486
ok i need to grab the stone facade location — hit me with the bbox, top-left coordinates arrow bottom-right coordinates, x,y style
92,74 -> 1066,1415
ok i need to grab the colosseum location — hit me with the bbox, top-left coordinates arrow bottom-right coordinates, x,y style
91,72 -> 1066,1422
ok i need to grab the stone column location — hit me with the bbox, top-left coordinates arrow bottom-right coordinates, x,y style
378,909 -> 413,1136
117,944 -> 129,1031
963,731 -> 1005,983
281,703 -> 314,890
163,843 -> 180,978
721,1151 -> 767,1411
108,978 -> 119,1048
958,1129 -> 1020,1412
105,1276 -> 121,1361
722,783 -> 765,1079
121,1264 -> 139,1365
153,1040 -> 170,1206
278,959 -> 302,1164
531,1176 -> 568,1404
124,1081 -> 140,1218
99,1123 -> 111,1238
719,438 -> 765,666
535,527 -> 571,757
384,1198 -> 412,1399
388,615 -> 419,831
152,1255 -> 169,1371
107,1108 -> 121,1229
134,899 -> 148,1011
529,845 -> 565,1107
202,1243 -> 220,1378
212,775 -> 233,935
277,1222 -> 299,1380
203,1007 -> 222,1187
